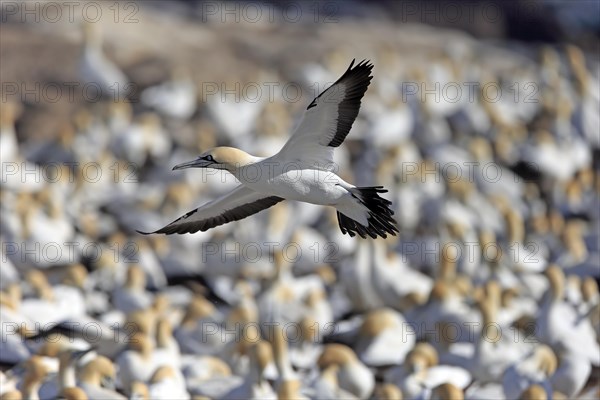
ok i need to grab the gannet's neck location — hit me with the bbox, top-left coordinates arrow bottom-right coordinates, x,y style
79,359 -> 99,386
58,354 -> 77,390
546,266 -> 565,303
227,155 -> 264,179
156,320 -> 172,349
272,327 -> 295,382
23,382 -> 41,400
477,300 -> 497,352
248,341 -> 272,386
83,22 -> 103,52
211,147 -> 263,177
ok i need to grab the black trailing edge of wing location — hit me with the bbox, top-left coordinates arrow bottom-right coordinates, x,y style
137,196 -> 284,235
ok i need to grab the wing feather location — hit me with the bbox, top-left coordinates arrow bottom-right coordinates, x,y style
138,185 -> 284,235
278,59 -> 373,163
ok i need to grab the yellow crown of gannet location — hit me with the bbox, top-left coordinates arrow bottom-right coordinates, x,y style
139,60 -> 398,239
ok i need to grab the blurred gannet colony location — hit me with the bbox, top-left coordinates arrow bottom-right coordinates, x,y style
1,1 -> 599,399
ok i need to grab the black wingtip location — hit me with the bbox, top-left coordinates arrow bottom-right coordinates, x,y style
348,58 -> 373,71
136,230 -> 152,235
337,186 -> 398,239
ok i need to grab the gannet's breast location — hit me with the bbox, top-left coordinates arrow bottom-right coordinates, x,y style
238,162 -> 350,206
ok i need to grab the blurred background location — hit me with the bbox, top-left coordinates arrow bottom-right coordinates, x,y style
1,1 -> 599,399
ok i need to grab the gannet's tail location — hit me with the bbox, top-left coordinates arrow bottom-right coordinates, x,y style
337,186 -> 399,239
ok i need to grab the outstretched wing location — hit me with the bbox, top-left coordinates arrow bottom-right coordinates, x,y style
277,59 -> 373,164
138,185 -> 284,234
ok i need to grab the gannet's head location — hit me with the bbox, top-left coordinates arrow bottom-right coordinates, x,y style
150,366 -> 176,384
431,383 -> 464,400
58,346 -> 94,368
23,356 -> 49,386
82,20 -> 102,49
533,345 -> 558,376
172,147 -> 254,172
130,382 -> 150,400
317,344 -> 357,368
61,387 -> 89,400
82,355 -> 117,388
375,383 -> 403,400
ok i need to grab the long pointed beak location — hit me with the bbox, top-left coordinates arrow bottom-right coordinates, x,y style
172,158 -> 212,170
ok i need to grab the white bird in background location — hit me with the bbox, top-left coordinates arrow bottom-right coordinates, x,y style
317,344 -> 375,399
111,265 -> 153,314
222,340 -> 277,400
79,21 -> 129,99
385,342 -> 471,398
355,308 -> 415,367
141,68 -> 197,120
537,266 -> 600,366
205,83 -> 266,145
147,366 -> 190,400
0,101 -> 21,165
140,60 -> 398,239
501,345 -> 557,400
78,355 -> 125,400
12,356 -> 51,400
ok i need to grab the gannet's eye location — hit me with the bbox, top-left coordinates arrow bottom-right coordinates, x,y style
205,155 -> 215,162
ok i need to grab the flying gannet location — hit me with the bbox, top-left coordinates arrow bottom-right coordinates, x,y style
140,60 -> 398,239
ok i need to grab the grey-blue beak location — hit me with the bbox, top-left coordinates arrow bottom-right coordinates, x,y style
172,157 -> 212,170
